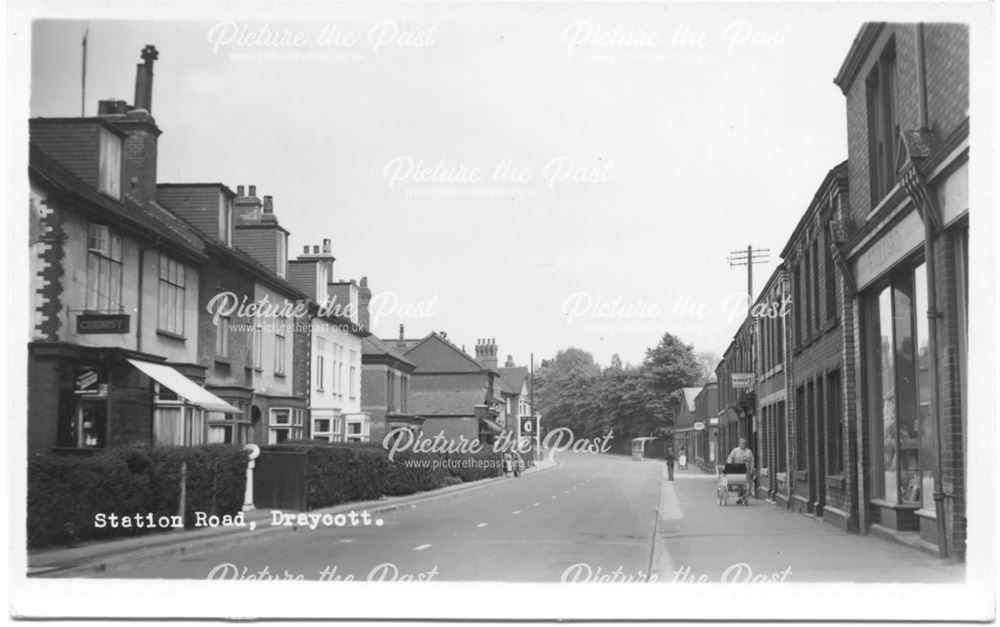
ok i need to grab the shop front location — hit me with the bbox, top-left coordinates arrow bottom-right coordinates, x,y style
851,144 -> 968,555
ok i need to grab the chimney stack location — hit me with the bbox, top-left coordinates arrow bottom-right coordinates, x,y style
263,195 -> 273,214
237,185 -> 245,196
505,354 -> 515,368
249,185 -> 257,197
133,45 -> 158,112
323,238 -> 332,254
358,277 -> 372,330
475,338 -> 499,370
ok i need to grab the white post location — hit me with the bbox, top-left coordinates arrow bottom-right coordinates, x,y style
243,444 -> 261,512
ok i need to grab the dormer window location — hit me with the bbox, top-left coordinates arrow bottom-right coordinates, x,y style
218,194 -> 233,246
276,231 -> 288,278
98,127 -> 122,199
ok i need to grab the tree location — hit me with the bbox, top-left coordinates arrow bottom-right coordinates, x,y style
695,351 -> 721,384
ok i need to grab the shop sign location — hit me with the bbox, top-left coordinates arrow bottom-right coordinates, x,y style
77,313 -> 130,334
855,210 -> 924,290
693,422 -> 706,431
731,373 -> 753,388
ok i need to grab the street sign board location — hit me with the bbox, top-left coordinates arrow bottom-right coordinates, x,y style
693,422 -> 705,431
731,373 -> 753,388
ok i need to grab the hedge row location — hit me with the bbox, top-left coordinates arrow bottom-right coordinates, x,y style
28,442 -> 507,549
265,441 -> 504,508
27,445 -> 247,549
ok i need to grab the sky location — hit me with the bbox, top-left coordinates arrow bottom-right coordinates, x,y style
28,5 -> 886,367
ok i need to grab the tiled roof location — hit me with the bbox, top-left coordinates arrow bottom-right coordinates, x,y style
408,387 -> 485,417
362,335 -> 416,368
29,144 -> 207,263
497,366 -> 528,395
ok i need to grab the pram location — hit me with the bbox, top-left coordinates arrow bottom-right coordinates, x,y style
716,463 -> 752,506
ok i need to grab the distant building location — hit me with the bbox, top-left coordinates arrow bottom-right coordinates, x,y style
286,241 -> 370,442
361,332 -> 422,442
384,330 -> 501,444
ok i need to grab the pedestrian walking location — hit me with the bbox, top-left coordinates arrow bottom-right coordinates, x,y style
678,447 -> 687,470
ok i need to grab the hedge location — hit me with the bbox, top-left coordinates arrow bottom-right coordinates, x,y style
28,441 -> 508,549
27,444 -> 247,549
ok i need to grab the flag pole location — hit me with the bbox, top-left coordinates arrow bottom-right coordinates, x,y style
81,25 -> 88,117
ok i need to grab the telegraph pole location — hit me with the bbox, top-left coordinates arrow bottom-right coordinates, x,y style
727,245 -> 770,307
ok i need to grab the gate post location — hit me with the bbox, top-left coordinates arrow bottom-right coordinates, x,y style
243,444 -> 261,512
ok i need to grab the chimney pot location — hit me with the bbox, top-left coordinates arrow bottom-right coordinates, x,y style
133,45 -> 158,113
360,276 -> 368,288
303,245 -> 309,254
263,195 -> 273,213
313,245 -> 319,254
399,324 -> 405,340
249,185 -> 256,197
323,238 -> 331,253
237,185 -> 245,196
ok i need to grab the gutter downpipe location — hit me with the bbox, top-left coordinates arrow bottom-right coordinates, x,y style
914,22 -> 949,559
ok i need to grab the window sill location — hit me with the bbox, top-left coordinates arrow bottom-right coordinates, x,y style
825,474 -> 846,489
214,357 -> 232,366
869,498 -> 920,511
792,469 -> 808,481
156,329 -> 186,341
274,372 -> 287,379
776,472 -> 787,482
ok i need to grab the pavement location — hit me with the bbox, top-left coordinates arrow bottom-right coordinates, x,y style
27,458 -> 559,578
652,464 -> 966,583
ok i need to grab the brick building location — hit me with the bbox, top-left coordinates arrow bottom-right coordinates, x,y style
710,23 -> 969,560
834,23 -> 968,558
780,163 -> 854,526
286,241 -> 369,442
27,47 -> 243,454
752,266 -> 790,504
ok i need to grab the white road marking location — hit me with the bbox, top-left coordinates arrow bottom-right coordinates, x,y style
533,503 -> 540,507
476,523 -> 488,528
512,510 -> 521,515
413,543 -> 432,551
551,496 -> 557,499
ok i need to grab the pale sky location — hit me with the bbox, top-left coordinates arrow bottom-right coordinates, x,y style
26,4 -> 935,367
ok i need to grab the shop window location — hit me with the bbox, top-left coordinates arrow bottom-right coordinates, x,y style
867,265 -> 924,505
795,385 -> 807,470
269,408 -> 303,443
154,405 -> 206,446
86,224 -> 123,312
157,255 -> 185,336
72,398 -> 107,448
